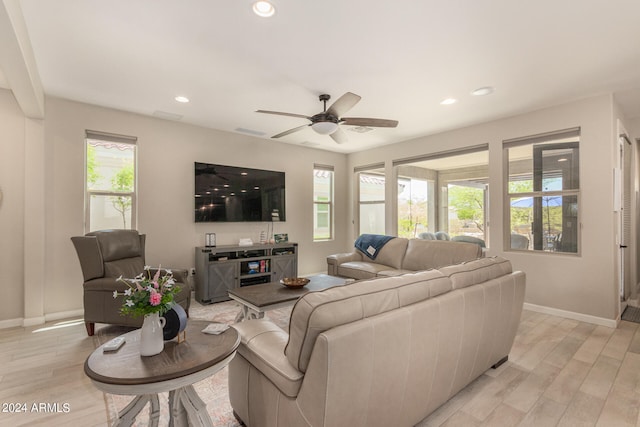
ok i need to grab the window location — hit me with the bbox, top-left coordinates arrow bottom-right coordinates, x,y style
357,167 -> 386,235
85,131 -> 137,232
397,175 -> 432,238
505,128 -> 580,253
393,146 -> 488,243
313,165 -> 334,241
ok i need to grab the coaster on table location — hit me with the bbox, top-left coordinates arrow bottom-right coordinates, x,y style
201,323 -> 230,335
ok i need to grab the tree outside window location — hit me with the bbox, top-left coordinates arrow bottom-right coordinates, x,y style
85,134 -> 137,232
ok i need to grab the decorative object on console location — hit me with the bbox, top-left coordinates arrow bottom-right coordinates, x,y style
205,232 -> 216,247
238,238 -> 253,246
274,233 -> 288,243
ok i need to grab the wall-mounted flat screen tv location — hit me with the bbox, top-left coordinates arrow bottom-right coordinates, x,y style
194,162 -> 286,222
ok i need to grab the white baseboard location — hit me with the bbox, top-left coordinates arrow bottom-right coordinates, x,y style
0,309 -> 84,330
22,316 -> 46,327
523,303 -> 618,328
0,318 -> 23,329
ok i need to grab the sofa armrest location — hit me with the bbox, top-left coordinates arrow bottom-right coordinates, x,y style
232,320 -> 304,398
326,252 -> 363,275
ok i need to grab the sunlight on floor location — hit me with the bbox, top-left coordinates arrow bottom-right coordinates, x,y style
32,318 -> 84,333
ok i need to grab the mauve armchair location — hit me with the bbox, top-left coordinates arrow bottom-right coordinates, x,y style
71,229 -> 191,336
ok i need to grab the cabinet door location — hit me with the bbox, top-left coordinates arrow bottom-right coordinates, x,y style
272,256 -> 296,282
207,262 -> 238,301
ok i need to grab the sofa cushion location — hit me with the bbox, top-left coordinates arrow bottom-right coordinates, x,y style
285,270 -> 452,373
439,256 -> 513,289
363,237 -> 408,270
401,239 -> 482,271
337,261 -> 394,280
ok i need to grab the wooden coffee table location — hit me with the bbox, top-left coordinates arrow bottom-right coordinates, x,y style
228,274 -> 347,321
84,320 -> 239,427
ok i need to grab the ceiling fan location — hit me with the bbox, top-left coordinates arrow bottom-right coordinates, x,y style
256,92 -> 398,144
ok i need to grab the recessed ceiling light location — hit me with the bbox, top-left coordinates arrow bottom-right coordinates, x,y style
440,98 -> 457,105
253,1 -> 275,17
471,86 -> 495,96
174,96 -> 190,103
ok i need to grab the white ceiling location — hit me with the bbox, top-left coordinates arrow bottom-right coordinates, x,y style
6,0 -> 640,153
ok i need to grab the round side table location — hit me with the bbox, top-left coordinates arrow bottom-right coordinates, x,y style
85,320 -> 239,427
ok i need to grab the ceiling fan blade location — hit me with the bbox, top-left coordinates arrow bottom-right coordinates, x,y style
341,117 -> 399,128
272,124 -> 309,138
256,110 -> 310,120
326,92 -> 361,117
330,127 -> 348,144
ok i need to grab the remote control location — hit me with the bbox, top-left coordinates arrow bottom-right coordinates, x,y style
103,336 -> 126,352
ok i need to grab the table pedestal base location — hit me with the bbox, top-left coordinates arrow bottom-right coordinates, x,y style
114,394 -> 160,427
169,385 -> 214,427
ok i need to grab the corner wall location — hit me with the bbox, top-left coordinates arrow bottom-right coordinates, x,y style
0,88 -> 25,324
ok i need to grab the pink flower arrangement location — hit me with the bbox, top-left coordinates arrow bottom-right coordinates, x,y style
113,265 -> 181,317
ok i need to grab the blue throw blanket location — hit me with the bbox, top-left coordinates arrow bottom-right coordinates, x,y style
354,234 -> 395,260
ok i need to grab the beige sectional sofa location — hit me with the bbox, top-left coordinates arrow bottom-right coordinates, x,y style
327,236 -> 483,280
229,256 -> 525,427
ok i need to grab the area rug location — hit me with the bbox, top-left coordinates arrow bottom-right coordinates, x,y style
622,305 -> 640,323
93,300 -> 291,426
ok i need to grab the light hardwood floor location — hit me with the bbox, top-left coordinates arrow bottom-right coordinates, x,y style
1,309 -> 640,426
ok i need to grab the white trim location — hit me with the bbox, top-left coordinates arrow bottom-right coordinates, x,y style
22,316 -> 45,327
0,318 -> 23,329
524,303 -> 618,328
0,309 -> 84,330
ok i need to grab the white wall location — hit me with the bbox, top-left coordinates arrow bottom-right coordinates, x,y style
0,89 -> 26,323
348,95 -> 619,322
2,96 -> 349,323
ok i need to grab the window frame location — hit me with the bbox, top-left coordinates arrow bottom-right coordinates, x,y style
84,130 -> 138,233
503,128 -> 581,254
356,168 -> 386,236
313,165 -> 334,241
392,145 -> 489,243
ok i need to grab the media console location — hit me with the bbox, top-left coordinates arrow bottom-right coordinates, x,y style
194,242 -> 298,304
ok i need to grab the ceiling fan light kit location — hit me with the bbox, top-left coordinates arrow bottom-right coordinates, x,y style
311,121 -> 339,135
256,92 -> 398,144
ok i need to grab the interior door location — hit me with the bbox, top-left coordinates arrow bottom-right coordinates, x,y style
620,135 -> 632,303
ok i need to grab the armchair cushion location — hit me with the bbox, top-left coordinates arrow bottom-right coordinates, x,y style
103,257 -> 145,278
88,229 -> 143,261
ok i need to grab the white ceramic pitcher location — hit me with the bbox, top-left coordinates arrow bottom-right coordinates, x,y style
139,312 -> 166,356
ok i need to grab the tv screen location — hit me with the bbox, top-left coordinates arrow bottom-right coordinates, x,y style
194,162 -> 286,222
